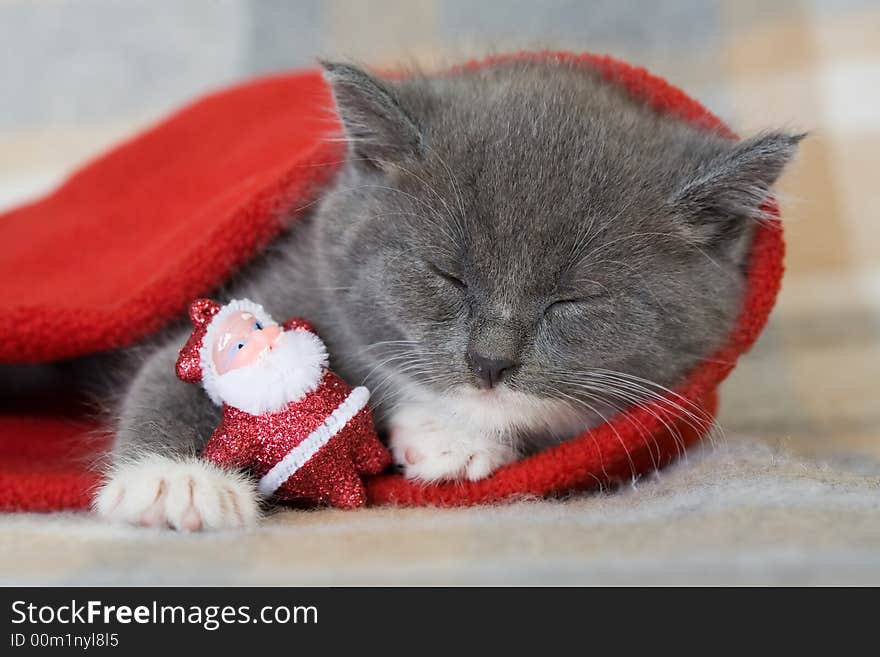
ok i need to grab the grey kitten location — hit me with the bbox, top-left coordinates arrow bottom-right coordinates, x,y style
96,58 -> 800,530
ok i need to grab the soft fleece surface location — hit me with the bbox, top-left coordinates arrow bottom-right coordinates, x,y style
0,51 -> 783,511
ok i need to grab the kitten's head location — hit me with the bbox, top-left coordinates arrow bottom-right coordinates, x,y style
317,59 -> 800,427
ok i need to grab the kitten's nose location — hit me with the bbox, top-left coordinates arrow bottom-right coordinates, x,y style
467,349 -> 519,389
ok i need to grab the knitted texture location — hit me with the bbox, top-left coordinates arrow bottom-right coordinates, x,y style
0,51 -> 784,511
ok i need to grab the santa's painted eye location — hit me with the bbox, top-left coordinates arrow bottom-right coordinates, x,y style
254,321 -> 263,330
237,341 -> 245,350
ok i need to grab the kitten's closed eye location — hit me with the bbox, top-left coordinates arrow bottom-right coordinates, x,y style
545,282 -> 611,314
545,299 -> 586,312
429,263 -> 467,290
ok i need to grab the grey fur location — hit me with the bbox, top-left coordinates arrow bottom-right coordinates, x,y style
111,58 -> 801,465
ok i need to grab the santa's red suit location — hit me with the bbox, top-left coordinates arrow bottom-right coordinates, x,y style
175,298 -> 390,508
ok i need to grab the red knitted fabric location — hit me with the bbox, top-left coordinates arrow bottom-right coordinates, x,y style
0,52 -> 783,511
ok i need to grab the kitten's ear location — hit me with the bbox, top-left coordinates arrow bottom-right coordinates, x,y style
671,131 -> 804,244
321,61 -> 423,169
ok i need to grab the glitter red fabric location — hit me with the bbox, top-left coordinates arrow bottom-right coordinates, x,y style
204,371 -> 390,509
175,298 -> 222,384
0,51 -> 784,511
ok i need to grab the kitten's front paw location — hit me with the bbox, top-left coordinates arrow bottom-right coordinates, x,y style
389,408 -> 518,482
93,455 -> 259,531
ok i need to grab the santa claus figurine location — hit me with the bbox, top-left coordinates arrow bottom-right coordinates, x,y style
175,298 -> 391,509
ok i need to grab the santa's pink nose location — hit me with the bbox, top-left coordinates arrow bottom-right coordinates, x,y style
252,324 -> 281,350
264,324 -> 281,342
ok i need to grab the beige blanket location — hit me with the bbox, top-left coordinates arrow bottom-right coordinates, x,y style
3,438 -> 877,586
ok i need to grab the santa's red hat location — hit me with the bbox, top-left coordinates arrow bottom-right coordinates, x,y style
176,298 -> 220,384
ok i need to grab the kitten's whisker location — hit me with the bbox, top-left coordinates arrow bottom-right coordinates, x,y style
357,339 -> 423,354
391,160 -> 467,244
356,184 -> 454,225
568,201 -> 630,266
551,389 -> 636,482
565,371 -> 724,453
583,369 -> 722,439
564,380 -> 689,463
577,231 -> 732,280
358,351 -> 435,386
584,369 -> 714,417
422,143 -> 469,238
326,180 -> 444,219
367,368 -> 452,415
553,384 -> 662,472
565,375 -> 711,445
363,209 -> 463,249
551,380 -> 670,467
551,370 -> 713,458
294,285 -> 356,293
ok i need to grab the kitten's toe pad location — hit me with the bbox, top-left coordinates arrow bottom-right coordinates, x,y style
404,447 -> 423,465
93,455 -> 259,531
463,451 -> 503,481
390,413 -> 517,482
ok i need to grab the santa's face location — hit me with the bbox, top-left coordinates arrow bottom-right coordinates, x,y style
212,311 -> 282,374
203,308 -> 329,415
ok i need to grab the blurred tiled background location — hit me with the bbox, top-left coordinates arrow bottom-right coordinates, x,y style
1,0 -> 878,463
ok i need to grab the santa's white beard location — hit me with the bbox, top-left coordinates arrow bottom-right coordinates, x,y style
204,330 -> 329,415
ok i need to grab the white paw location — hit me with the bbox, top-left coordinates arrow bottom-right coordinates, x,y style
93,455 -> 259,531
389,406 -> 518,482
